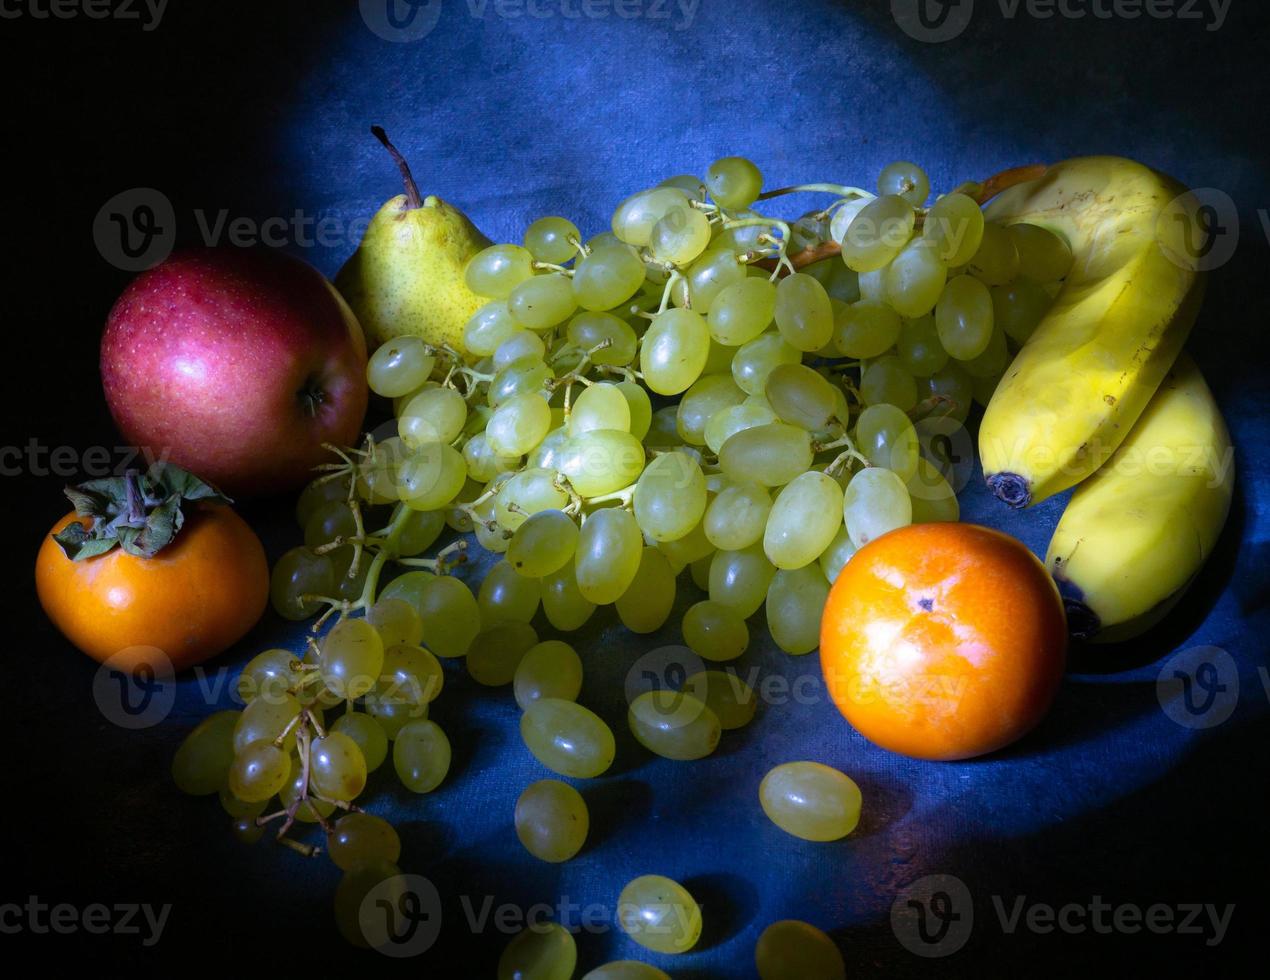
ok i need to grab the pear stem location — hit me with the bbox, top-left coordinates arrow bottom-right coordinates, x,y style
371,125 -> 423,210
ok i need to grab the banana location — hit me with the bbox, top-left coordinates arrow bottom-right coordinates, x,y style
979,156 -> 1206,508
1045,354 -> 1233,642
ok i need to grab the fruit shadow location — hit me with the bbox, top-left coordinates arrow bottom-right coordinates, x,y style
682,871 -> 762,953
581,777 -> 656,853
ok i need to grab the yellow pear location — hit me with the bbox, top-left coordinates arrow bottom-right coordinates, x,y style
335,127 -> 491,355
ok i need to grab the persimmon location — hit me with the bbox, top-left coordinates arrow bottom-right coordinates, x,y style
820,523 -> 1066,761
35,467 -> 268,672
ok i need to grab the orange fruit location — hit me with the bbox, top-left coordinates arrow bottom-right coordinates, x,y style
36,503 -> 268,672
820,523 -> 1066,760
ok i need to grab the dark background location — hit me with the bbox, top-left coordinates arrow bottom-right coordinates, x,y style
3,0 -> 1268,975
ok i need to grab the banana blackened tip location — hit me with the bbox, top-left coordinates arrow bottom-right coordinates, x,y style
1062,598 -> 1100,641
987,472 -> 1031,509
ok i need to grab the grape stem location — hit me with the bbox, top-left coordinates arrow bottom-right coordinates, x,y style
757,182 -> 876,202
532,261 -> 573,276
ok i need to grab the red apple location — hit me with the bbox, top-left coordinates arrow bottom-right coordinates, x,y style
101,248 -> 368,496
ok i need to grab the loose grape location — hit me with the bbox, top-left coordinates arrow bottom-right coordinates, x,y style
612,187 -> 692,246
709,542 -> 777,617
467,621 -> 539,687
766,565 -> 831,655
615,547 -> 677,634
878,160 -> 930,207
923,192 -> 985,266
764,472 -> 845,569
514,640 -> 583,710
641,308 -> 710,395
541,559 -> 597,632
704,481 -> 772,551
968,221 -> 1020,285
841,195 -> 915,272
617,875 -> 702,954
510,273 -> 578,330
310,731 -> 368,801
514,779 -> 589,862
991,279 -> 1052,345
1008,222 -> 1073,282
633,451 -> 708,542
682,600 -> 748,662
328,812 -> 401,872
832,300 -> 902,359
172,710 -> 239,795
228,741 -> 291,803
366,336 -> 435,398
856,403 -> 921,480
568,311 -> 638,366
706,155 -> 763,209
417,576 -> 481,658
764,363 -> 842,432
843,467 -> 912,548
366,597 -> 423,649
332,712 -> 389,773
896,313 -> 949,377
520,698 -> 615,778
575,507 -> 644,605
320,618 -> 384,700
498,922 -> 578,980
759,761 -> 862,841
393,720 -> 451,793
719,422 -> 813,487
755,920 -> 846,980
379,643 -> 444,705
708,277 -> 776,346
525,216 -> 581,264
885,237 -> 947,318
774,273 -> 834,352
570,382 -> 631,435
467,244 -> 535,298
628,690 -> 721,761
860,356 -> 917,410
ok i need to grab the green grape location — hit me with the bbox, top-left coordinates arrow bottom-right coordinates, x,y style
657,516 -> 715,568
417,576 -> 481,658
498,922 -> 578,980
333,860 -> 405,948
922,361 -> 973,423
628,690 -> 721,761
396,442 -> 468,511
464,433 -> 521,484
320,618 -> 384,700
541,559 -> 597,632
856,403 -> 920,480
219,784 -> 266,820
393,719 -> 451,793
478,559 -> 541,625
806,257 -> 862,304
773,273 -> 833,352
643,405 -> 684,449
355,438 -> 407,505
659,173 -> 706,198
612,187 -> 692,246
885,236 -> 947,318
295,476 -> 349,530
962,324 -> 1009,378
310,731 -> 368,801
467,621 -> 539,687
856,267 -> 888,304
819,525 -> 857,583
682,600 -> 749,662
719,422 -> 814,487
399,508 -> 447,557
677,374 -> 745,445
280,772 -> 337,825
706,155 -> 763,209
570,382 -> 631,435
365,694 -> 428,740
464,300 -> 522,356
633,450 -> 708,542
270,545 -> 334,621
1008,222 -> 1073,282
557,430 -> 646,499
379,570 -> 435,611
575,507 -> 643,604
583,963 -> 671,980
328,545 -> 370,603
641,308 -> 710,395
527,426 -> 570,472
860,356 -> 917,410
682,669 -> 757,730
907,456 -> 960,524
332,711 -> 390,773
172,710 -> 238,795
878,160 -> 930,206
731,331 -> 798,395
708,277 -> 776,346
380,643 -> 444,705
514,640 -> 583,709
468,243 -> 535,298
991,278 -> 1051,345
228,741 -> 291,803
896,313 -> 948,376
494,329 -> 548,370
840,195 -> 915,272
328,812 -> 401,872
766,564 -> 831,655
304,500 -> 356,549
617,875 -> 702,954
507,509 -> 578,578
366,336 -> 435,398
236,649 -> 300,705
234,692 -> 303,754
520,698 -> 615,778
763,472 -> 844,569
709,541 -> 778,618
617,381 -> 652,440
487,391 -> 552,457
923,192 -> 985,266
832,301 -> 902,359
510,273 -> 578,330
488,358 -> 554,413
760,761 -> 862,841
704,398 -> 778,455
573,242 -> 648,311
755,919 -> 846,980
366,597 -> 423,649
704,481 -> 771,550
968,221 -> 1020,285
688,554 -> 712,591
514,779 -> 589,862
445,478 -> 482,533
650,203 -> 712,265
677,247 -> 746,314
843,467 -> 912,548
764,364 -> 842,432
525,216 -> 581,264
567,311 -> 638,366
497,467 -> 571,529
615,547 -> 677,633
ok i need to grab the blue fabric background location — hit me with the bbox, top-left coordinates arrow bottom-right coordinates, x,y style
5,0 -> 1268,974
